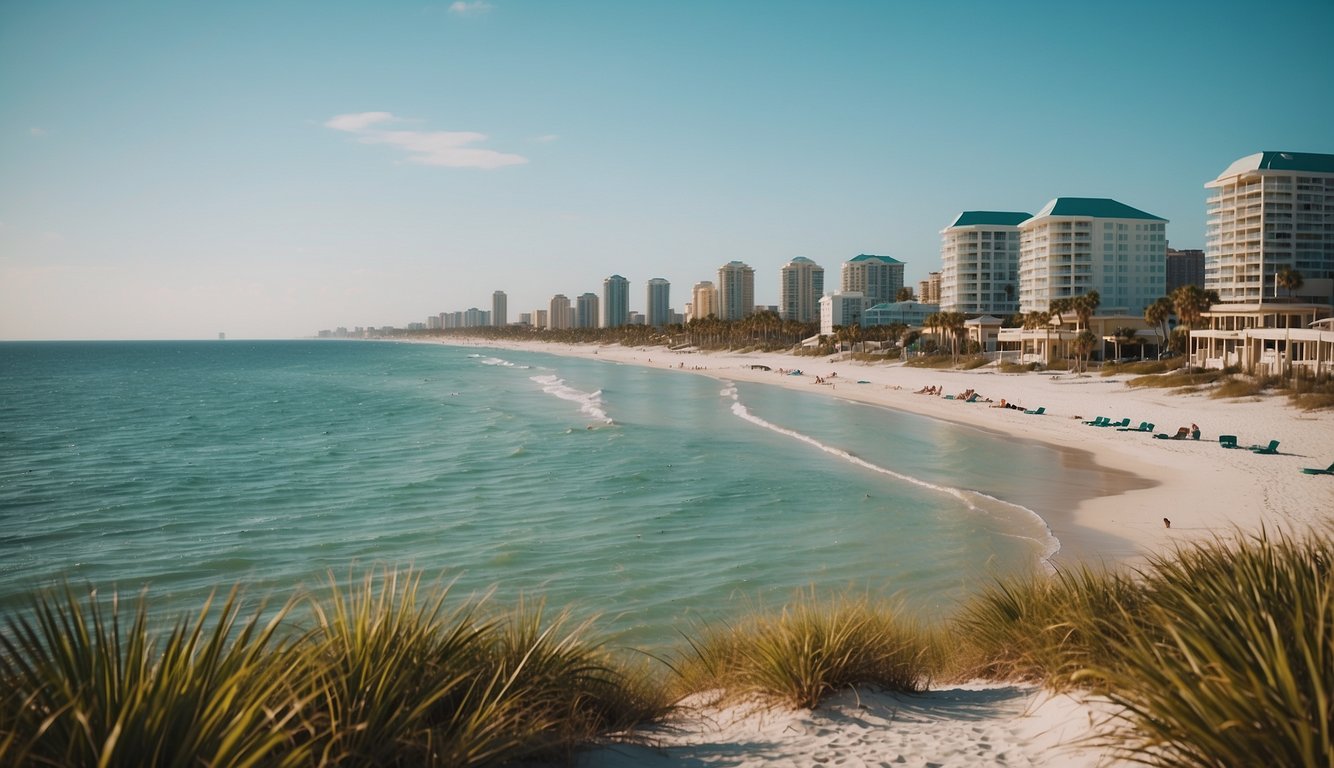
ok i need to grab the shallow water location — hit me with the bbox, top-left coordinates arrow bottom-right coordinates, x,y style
0,340 -> 1115,649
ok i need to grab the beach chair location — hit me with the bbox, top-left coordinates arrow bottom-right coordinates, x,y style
1083,416 -> 1109,426
1218,435 -> 1238,449
1249,440 -> 1280,455
1300,462 -> 1334,475
1154,427 -> 1190,440
1103,418 -> 1130,429
943,395 -> 955,400
1024,406 -> 1045,415
1117,421 -> 1153,432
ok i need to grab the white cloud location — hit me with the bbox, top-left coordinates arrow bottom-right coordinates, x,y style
325,111 -> 527,169
324,112 -> 395,132
448,1 -> 493,16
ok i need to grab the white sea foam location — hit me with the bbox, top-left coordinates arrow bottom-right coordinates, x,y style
724,388 -> 1059,568
530,374 -> 613,424
478,356 -> 530,369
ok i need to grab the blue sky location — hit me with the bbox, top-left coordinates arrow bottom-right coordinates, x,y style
2,0 -> 1332,339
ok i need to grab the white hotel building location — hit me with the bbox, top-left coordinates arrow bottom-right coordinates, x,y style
1205,151 -> 1334,304
1018,197 -> 1166,316
939,211 -> 1029,315
779,256 -> 824,323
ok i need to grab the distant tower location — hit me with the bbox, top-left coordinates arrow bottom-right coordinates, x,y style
548,294 -> 571,330
691,281 -> 718,321
492,290 -> 508,327
645,278 -> 671,328
779,257 -> 824,323
840,254 -> 904,306
1165,248 -> 1205,294
576,292 -> 600,329
602,275 -> 629,328
717,261 -> 755,321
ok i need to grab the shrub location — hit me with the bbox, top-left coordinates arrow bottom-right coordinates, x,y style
1089,531 -> 1334,767
670,592 -> 934,709
0,585 -> 310,768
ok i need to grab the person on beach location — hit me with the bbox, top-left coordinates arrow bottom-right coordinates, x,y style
1190,423 -> 1201,440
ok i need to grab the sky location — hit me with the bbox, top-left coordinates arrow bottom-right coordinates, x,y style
2,0 -> 1333,340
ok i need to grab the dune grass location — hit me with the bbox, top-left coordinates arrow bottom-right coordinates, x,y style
955,530 -> 1333,767
669,592 -> 935,710
0,570 -> 673,768
3,534 -> 1331,766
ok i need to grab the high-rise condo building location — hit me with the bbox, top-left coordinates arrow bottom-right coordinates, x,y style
1018,198 -> 1167,316
1205,151 -> 1334,304
691,281 -> 718,321
645,278 -> 671,328
717,261 -> 755,321
602,274 -> 630,328
492,291 -> 507,327
576,292 -> 600,329
779,257 -> 824,323
940,211 -> 1029,314
1165,248 -> 1205,293
840,254 -> 904,306
548,294 -> 571,330
918,272 -> 942,305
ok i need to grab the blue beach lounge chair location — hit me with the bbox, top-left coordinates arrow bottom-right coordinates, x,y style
1218,435 -> 1238,449
1024,406 -> 1045,415
1300,462 -> 1334,475
1083,416 -> 1110,426
1118,421 -> 1153,432
1103,418 -> 1130,429
1249,440 -> 1280,455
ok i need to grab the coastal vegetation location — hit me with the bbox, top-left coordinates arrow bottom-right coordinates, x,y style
3,531 -> 1331,766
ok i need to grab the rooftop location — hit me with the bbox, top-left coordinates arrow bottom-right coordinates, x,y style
949,211 -> 1032,228
1030,197 -> 1165,221
847,254 -> 901,264
1215,151 -> 1334,179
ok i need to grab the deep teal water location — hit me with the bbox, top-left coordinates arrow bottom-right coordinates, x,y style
0,340 -> 1104,649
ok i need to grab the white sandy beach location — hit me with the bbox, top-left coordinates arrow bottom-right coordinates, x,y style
446,338 -> 1334,767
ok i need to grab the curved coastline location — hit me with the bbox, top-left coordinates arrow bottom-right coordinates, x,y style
429,338 -> 1333,572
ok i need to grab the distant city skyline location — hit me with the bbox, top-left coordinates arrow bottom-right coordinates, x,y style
3,1 -> 1333,339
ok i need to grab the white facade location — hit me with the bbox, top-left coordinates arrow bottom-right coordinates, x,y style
1018,197 -> 1167,316
717,261 -> 755,321
1205,152 -> 1334,304
491,290 -> 507,327
940,211 -> 1028,314
779,256 -> 824,323
840,254 -> 904,306
818,292 -> 866,336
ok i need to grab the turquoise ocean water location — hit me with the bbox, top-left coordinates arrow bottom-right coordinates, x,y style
0,340 -> 1108,649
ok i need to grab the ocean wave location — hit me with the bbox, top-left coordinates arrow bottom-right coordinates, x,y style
478,356 -> 530,369
725,391 -> 1059,569
530,374 -> 614,424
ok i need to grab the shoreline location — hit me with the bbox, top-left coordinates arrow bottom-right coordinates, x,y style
437,337 -> 1333,570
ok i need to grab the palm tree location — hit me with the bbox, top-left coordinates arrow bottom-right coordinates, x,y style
1073,290 -> 1100,331
1112,327 -> 1139,362
895,286 -> 916,302
1023,310 -> 1053,365
1170,285 -> 1219,367
941,311 -> 968,362
1275,266 -> 1304,300
1073,329 -> 1099,373
1144,297 -> 1173,357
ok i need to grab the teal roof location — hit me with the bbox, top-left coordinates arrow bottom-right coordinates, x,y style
1219,151 -> 1334,176
950,211 -> 1031,227
848,254 -> 900,264
1032,197 -> 1165,221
